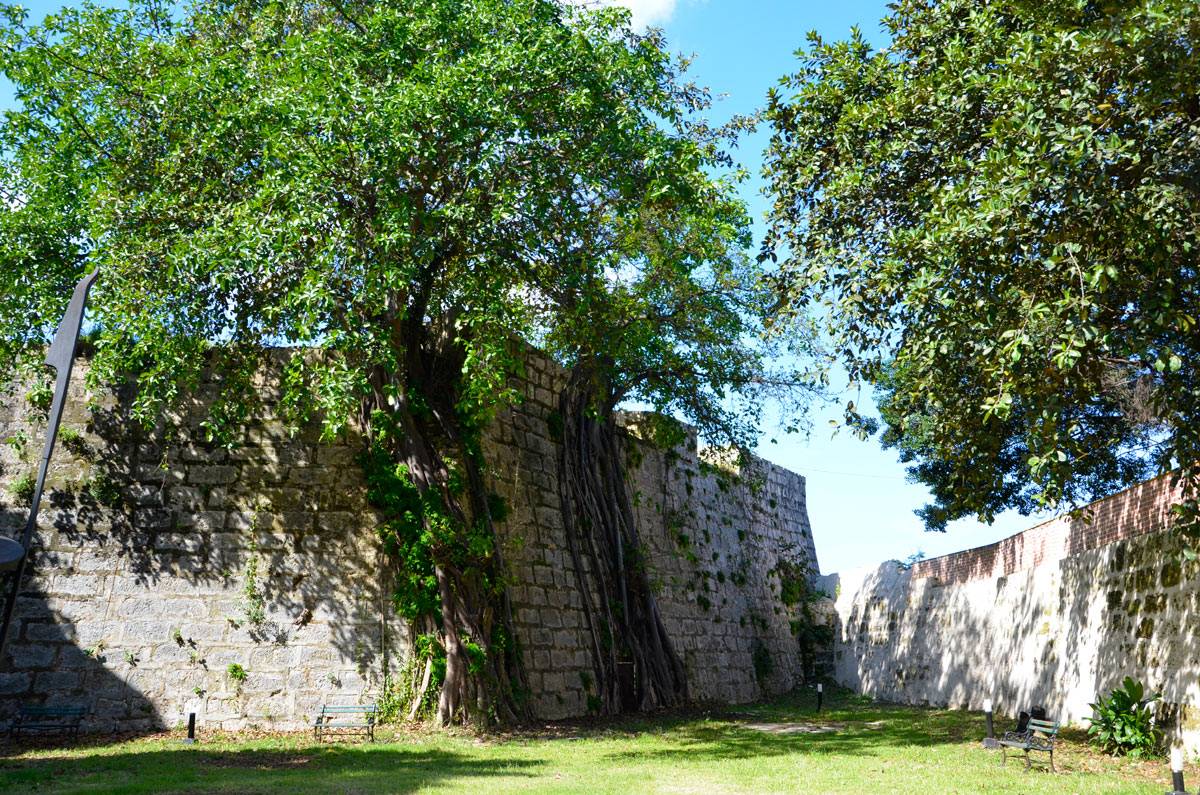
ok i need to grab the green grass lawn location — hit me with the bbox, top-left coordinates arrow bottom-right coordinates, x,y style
0,689 -> 1179,794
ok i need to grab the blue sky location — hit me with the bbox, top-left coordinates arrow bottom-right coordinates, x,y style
0,0 -> 1052,573
601,0 -> 1052,573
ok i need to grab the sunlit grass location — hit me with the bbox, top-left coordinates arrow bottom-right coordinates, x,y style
0,688 -> 1177,793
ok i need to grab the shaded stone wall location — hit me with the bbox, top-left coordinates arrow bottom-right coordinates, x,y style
0,352 -> 399,733
822,478 -> 1200,752
0,348 -> 819,730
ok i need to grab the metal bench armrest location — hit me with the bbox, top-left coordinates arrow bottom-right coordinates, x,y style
1027,736 -> 1055,751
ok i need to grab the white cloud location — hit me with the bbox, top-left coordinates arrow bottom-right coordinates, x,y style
597,0 -> 679,29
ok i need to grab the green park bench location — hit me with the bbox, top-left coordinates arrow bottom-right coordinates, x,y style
999,717 -> 1059,772
8,705 -> 87,742
313,703 -> 377,742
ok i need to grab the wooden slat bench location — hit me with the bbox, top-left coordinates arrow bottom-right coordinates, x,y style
999,717 -> 1059,772
313,704 -> 377,742
8,705 -> 87,742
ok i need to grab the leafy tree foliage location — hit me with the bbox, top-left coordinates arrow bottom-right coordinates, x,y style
0,0 -> 808,722
763,0 -> 1200,531
536,166 -> 817,713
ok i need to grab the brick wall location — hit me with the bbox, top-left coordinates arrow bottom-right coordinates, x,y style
910,474 -> 1184,585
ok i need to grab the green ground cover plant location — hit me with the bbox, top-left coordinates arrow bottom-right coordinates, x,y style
1087,677 -> 1163,758
0,689 -> 1174,794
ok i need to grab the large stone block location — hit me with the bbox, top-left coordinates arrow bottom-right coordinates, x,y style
95,698 -> 131,718
58,645 -> 101,669
48,574 -> 105,596
176,511 -> 226,532
241,673 -> 285,693
116,598 -> 166,620
133,509 -> 175,531
0,673 -> 32,695
25,621 -> 76,643
31,550 -> 73,570
122,620 -> 172,642
188,466 -> 239,486
33,670 -> 80,693
123,485 -> 166,507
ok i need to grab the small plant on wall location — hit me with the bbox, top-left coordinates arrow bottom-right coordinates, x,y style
237,538 -> 267,626
1086,677 -> 1163,758
227,663 -> 248,693
7,472 -> 35,506
86,467 -> 123,508
751,639 -> 773,687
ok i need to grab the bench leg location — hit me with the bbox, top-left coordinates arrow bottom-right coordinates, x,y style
1001,746 -> 1007,767
1048,750 -> 1054,774
1023,749 -> 1031,772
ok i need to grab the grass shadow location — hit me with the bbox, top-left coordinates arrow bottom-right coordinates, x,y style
597,687 -> 991,765
0,743 -> 539,794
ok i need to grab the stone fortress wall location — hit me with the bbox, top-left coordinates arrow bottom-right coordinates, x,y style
496,353 -> 819,719
0,347 -> 819,732
820,474 -> 1200,751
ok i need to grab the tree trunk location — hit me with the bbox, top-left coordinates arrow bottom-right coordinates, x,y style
360,306 -> 528,727
557,366 -> 688,713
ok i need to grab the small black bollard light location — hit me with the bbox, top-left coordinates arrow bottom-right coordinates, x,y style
982,699 -> 999,749
1165,748 -> 1187,795
816,683 -> 823,713
181,713 -> 197,746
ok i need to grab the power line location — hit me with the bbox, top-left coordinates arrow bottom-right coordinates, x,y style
791,466 -> 907,480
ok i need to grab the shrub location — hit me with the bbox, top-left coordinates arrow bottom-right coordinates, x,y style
87,468 -> 122,507
7,472 -> 35,506
58,426 -> 89,458
751,639 -> 774,685
375,635 -> 445,723
1087,676 -> 1163,758
26,380 -> 52,413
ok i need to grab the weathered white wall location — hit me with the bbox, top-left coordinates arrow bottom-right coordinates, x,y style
822,523 -> 1200,751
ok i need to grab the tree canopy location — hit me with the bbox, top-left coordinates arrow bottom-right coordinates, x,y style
0,0 -> 810,722
763,0 -> 1200,531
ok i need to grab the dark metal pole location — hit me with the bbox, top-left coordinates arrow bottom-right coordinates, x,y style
982,699 -> 999,749
816,683 -> 823,713
1167,748 -> 1186,794
181,713 -> 197,745
0,268 -> 99,660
